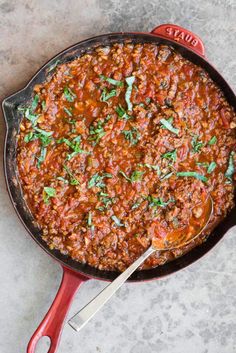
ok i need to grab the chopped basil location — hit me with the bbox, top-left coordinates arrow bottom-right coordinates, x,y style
100,88 -> 117,102
88,173 -> 104,189
225,151 -> 235,181
161,149 -> 177,162
148,196 -> 174,208
97,191 -> 114,210
141,163 -> 161,175
119,170 -> 144,183
115,105 -> 130,120
176,171 -> 208,183
31,94 -> 39,111
48,59 -> 60,72
24,131 -> 37,143
64,87 -> 76,102
196,162 -> 209,168
131,201 -> 141,210
64,107 -> 73,116
208,136 -> 217,145
57,176 -> 69,184
42,100 -> 46,111
130,170 -> 144,182
111,215 -> 124,227
125,76 -> 135,111
34,127 -> 53,137
99,75 -> 123,87
63,165 -> 80,185
191,134 -> 204,153
88,117 -> 110,145
122,127 -> 140,145
68,120 -> 76,125
25,108 -> 38,126
25,129 -> 52,167
57,136 -> 89,160
160,171 -> 173,180
160,118 -> 179,135
145,97 -> 151,104
207,161 -> 217,174
88,172 -> 112,189
36,147 -> 47,168
197,161 -> 217,174
87,211 -> 92,226
43,186 -> 56,204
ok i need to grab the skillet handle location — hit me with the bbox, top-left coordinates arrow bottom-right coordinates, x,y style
151,24 -> 205,57
27,266 -> 88,353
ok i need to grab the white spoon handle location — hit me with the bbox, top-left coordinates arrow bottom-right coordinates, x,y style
68,246 -> 155,332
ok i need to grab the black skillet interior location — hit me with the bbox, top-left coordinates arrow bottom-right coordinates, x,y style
2,32 -> 236,282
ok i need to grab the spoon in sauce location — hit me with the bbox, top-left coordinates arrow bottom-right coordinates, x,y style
68,195 -> 213,332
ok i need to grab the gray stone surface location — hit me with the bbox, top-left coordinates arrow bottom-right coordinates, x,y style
0,0 -> 236,352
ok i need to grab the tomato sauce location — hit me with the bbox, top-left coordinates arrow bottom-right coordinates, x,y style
17,43 -> 235,271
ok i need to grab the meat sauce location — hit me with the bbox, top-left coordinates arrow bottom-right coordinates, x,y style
17,43 -> 236,271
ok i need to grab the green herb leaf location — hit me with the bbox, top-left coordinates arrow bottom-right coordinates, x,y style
111,215 -> 124,227
31,95 -> 39,111
57,176 -> 69,184
43,186 -> 56,204
48,59 -> 60,72
160,118 -> 179,135
225,151 -> 235,181
131,201 -> 141,210
125,76 -> 135,111
36,147 -> 47,168
63,165 -> 80,185
130,170 -> 144,182
89,120 -> 106,145
64,107 -> 73,116
141,163 -> 161,175
88,172 -> 112,189
148,196 -> 174,208
34,127 -> 53,137
100,88 -> 117,102
64,87 -> 76,102
191,134 -> 204,153
24,131 -> 37,143
208,136 -> 217,145
122,127 -> 140,145
161,149 -> 177,162
160,171 -> 173,180
87,211 -> 94,228
119,170 -> 144,183
97,191 -> 114,210
196,162 -> 209,168
57,135 -> 89,160
24,129 -> 52,155
99,75 -> 123,87
115,105 -> 130,120
176,171 -> 208,183
207,161 -> 217,174
42,100 -> 46,111
119,170 -> 131,182
25,108 -> 38,126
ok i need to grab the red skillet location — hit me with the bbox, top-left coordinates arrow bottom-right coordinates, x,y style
2,24 -> 236,353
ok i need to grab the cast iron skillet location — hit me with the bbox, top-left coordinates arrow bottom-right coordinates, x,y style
2,24 -> 236,353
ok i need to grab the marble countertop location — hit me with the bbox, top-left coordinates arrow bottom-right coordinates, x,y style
0,1 -> 236,352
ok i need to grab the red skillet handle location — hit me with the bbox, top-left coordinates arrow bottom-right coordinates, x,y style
151,23 -> 205,57
27,266 -> 88,353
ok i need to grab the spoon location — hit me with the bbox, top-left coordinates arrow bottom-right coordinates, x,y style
68,195 -> 213,332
